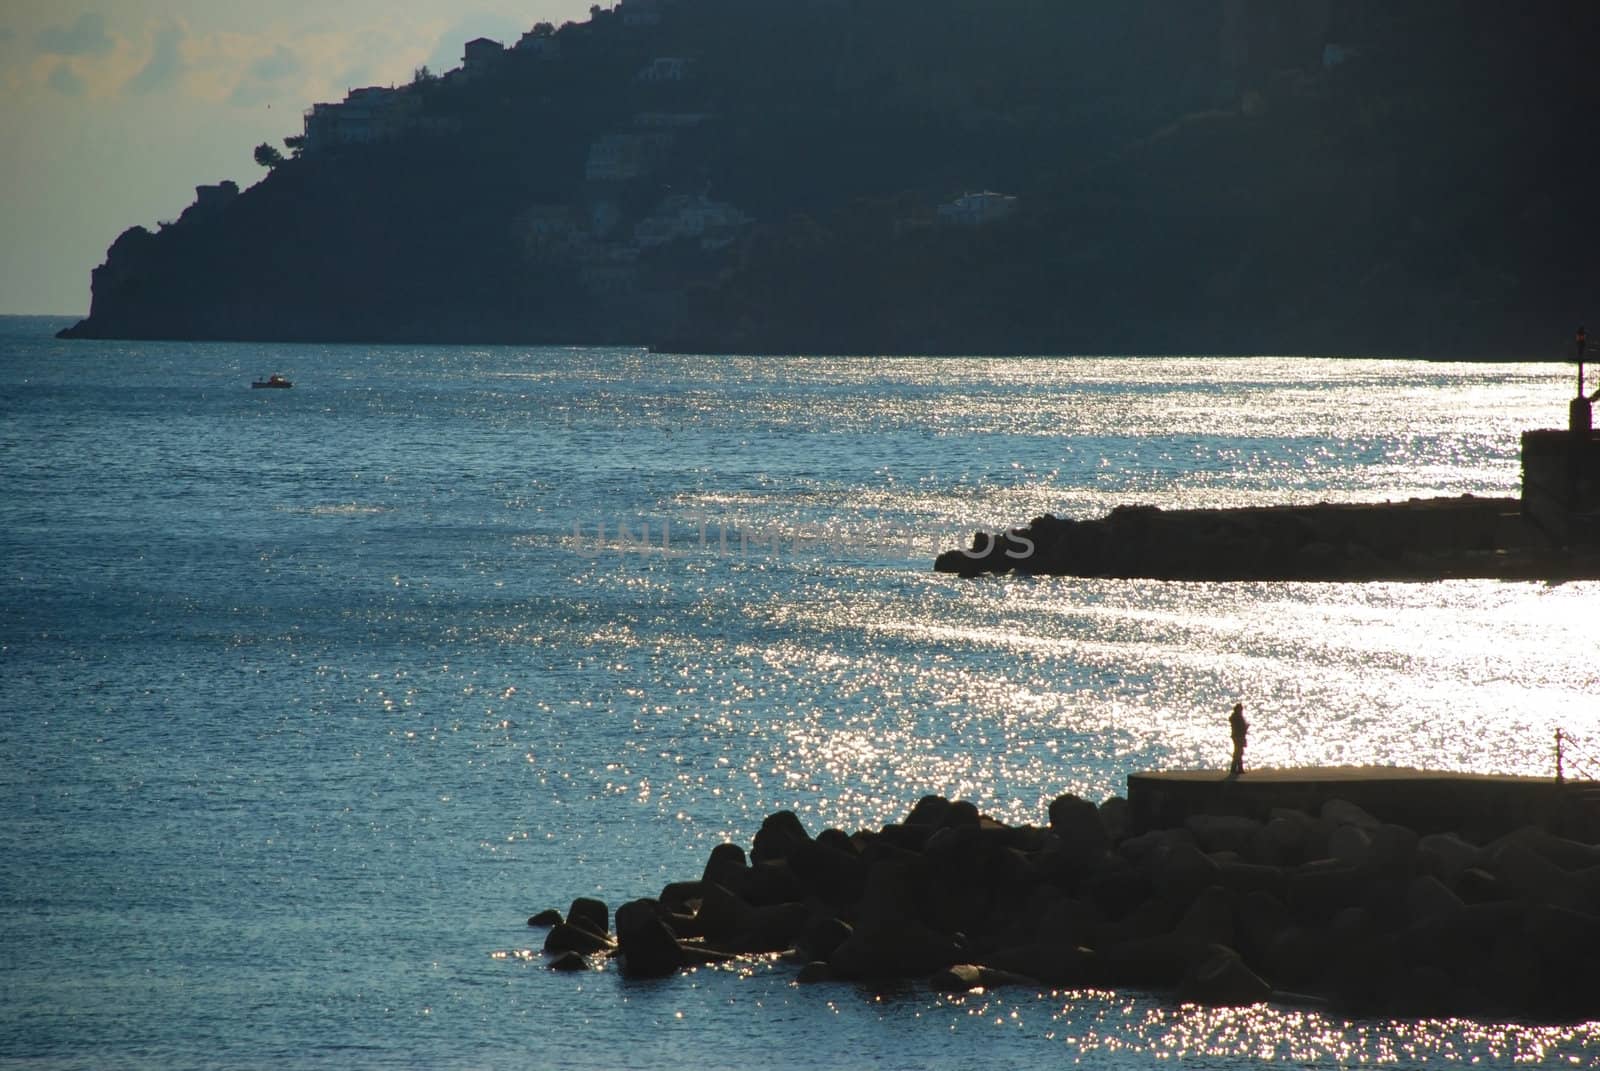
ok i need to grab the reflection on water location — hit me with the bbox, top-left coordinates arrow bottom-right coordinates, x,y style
1,336 -> 1596,1069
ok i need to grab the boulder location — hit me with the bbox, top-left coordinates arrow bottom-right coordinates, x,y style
1260,925 -> 1335,991
543,921 -> 614,955
1489,842 -> 1584,910
815,827 -> 855,853
547,950 -> 590,972
941,800 -> 981,829
921,849 -> 1025,937
794,915 -> 852,964
789,836 -> 868,907
658,880 -> 704,915
856,856 -> 933,931
1455,866 -> 1515,904
1029,839 -> 1099,886
1049,793 -> 1110,862
1120,827 -> 1198,866
1369,823 -> 1420,871
1098,796 -> 1131,843
1218,860 -> 1287,899
689,882 -> 751,942
527,908 -> 563,927
1035,896 -> 1102,950
829,921 -> 963,979
1176,946 -> 1272,1006
1384,965 -> 1464,1018
856,837 -> 925,875
930,964 -> 985,992
1251,816 -> 1314,867
1494,826 -> 1600,872
1234,889 -> 1293,963
1328,825 -> 1373,868
567,897 -> 609,937
660,907 -> 701,938
1330,905 -> 1372,940
741,858 -> 805,907
1486,927 -> 1543,1013
1358,876 -> 1409,931
734,902 -> 811,954
615,899 -> 685,979
1322,799 -> 1382,832
983,941 -> 1100,987
1522,904 -> 1600,1019
1578,863 -> 1600,903
929,963 -> 1039,992
795,960 -> 836,984
1405,874 -> 1466,926
876,822 -> 935,853
692,882 -> 809,953
1100,933 -> 1213,987
1097,894 -> 1181,947
1175,885 -> 1236,946
1417,832 -> 1481,884
751,810 -> 811,864
1085,857 -> 1155,921
1286,861 -> 1366,923
1186,815 -> 1263,855
702,842 -> 750,895
904,795 -> 953,827
1151,842 -> 1223,903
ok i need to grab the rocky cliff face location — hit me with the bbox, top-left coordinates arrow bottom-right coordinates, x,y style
61,0 -> 1600,356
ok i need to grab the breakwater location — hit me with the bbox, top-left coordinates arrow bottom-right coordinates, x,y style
933,496 -> 1600,580
532,772 -> 1600,1022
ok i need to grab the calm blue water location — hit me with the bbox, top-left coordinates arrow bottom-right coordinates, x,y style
2,315 -> 1596,1069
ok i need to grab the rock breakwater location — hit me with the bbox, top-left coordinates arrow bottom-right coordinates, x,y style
933,497 -> 1600,581
529,784 -> 1600,1021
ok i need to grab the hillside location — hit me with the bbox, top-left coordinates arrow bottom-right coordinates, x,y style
59,0 -> 1600,357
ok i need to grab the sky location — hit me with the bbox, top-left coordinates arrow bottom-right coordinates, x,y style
0,1 -> 595,316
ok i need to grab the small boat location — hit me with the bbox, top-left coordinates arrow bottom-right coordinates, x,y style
251,374 -> 292,389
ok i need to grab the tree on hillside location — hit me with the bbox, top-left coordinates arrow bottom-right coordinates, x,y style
253,142 -> 285,169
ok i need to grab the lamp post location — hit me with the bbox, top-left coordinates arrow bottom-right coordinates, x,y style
1574,327 -> 1592,433
1579,325 -> 1588,398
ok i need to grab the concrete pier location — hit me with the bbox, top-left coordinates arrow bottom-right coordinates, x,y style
1127,765 -> 1600,841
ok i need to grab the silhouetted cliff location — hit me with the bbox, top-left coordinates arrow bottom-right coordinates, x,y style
60,0 -> 1600,357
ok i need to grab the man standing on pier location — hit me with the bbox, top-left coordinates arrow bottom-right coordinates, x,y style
1228,702 -> 1248,778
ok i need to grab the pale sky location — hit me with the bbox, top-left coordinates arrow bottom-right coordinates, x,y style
0,1 -> 595,315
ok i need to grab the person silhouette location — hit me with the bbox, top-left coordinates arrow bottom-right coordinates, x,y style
1228,702 -> 1248,778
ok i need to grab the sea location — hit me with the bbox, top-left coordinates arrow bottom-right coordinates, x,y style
2,314 -> 1596,1069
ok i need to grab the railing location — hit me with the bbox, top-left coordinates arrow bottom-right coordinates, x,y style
1555,728 -> 1600,783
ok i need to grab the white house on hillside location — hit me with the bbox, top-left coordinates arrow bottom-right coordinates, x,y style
636,57 -> 688,82
938,191 -> 1018,226
634,194 -> 751,249
302,86 -> 419,153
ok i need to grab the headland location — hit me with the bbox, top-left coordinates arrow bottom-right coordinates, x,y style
55,3 -> 1600,355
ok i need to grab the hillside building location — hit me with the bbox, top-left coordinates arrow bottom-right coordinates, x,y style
937,191 -> 1018,226
302,86 -> 419,153
634,194 -> 751,250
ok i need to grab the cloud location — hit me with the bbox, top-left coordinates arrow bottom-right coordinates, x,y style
37,13 -> 114,57
47,60 -> 85,96
250,44 -> 300,82
228,43 -> 302,105
126,21 -> 185,95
